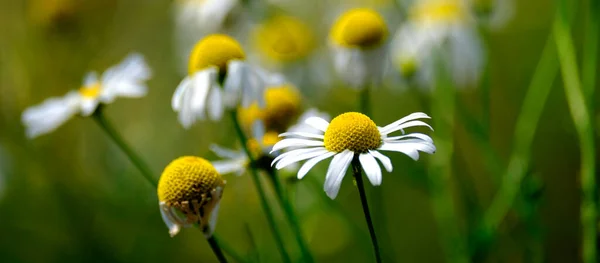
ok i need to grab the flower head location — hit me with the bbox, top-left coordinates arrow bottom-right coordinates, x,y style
172,34 -> 279,128
329,8 -> 389,88
253,15 -> 315,63
157,156 -> 226,237
21,53 -> 151,138
271,112 -> 435,199
239,84 -> 302,133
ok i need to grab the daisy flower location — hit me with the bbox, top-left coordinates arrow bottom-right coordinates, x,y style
238,84 -> 303,133
391,0 -> 484,88
21,53 -> 151,138
329,8 -> 389,88
157,156 -> 226,237
172,34 -> 280,128
271,112 -> 435,199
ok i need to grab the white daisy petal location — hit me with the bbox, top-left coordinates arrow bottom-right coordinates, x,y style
83,72 -> 99,87
380,112 -> 431,134
22,92 -> 81,138
279,132 -> 325,140
384,120 -> 434,135
384,133 -> 433,143
272,147 -> 326,164
275,148 -> 330,170
207,86 -> 224,121
369,150 -> 393,173
159,202 -> 182,237
212,158 -> 248,175
271,138 -> 324,152
324,150 -> 354,199
359,153 -> 382,186
79,98 -> 99,116
304,117 -> 330,132
297,152 -> 336,179
190,69 -> 214,115
172,76 -> 192,111
210,144 -> 244,159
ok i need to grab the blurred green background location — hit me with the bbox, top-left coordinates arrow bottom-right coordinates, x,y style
0,0 -> 598,262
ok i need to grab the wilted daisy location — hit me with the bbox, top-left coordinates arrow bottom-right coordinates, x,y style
391,0 -> 484,88
172,34 -> 281,128
271,112 -> 435,199
21,53 -> 151,138
157,156 -> 226,237
329,8 -> 389,88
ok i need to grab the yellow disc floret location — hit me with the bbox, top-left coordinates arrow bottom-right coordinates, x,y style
157,156 -> 224,204
253,15 -> 315,62
410,0 -> 467,24
239,85 -> 302,132
79,82 -> 101,99
188,34 -> 246,75
330,8 -> 388,49
324,112 -> 381,153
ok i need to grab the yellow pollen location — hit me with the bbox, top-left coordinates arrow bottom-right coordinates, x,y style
157,156 -> 224,204
410,0 -> 466,23
323,112 -> 381,153
330,8 -> 388,49
253,15 -> 315,62
188,34 -> 246,75
239,85 -> 302,133
79,83 -> 102,98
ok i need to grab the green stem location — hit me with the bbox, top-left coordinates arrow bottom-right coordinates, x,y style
359,86 -> 372,116
207,235 -> 229,263
267,169 -> 314,263
352,157 -> 382,263
92,107 -> 157,188
229,110 -> 292,263
480,35 -> 559,244
429,54 -> 469,263
553,5 -> 597,262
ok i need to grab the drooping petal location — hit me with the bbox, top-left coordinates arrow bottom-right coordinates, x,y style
210,144 -> 245,159
383,120 -> 433,135
272,147 -> 327,164
275,148 -> 330,170
159,202 -> 182,237
297,152 -> 336,179
324,150 -> 353,199
207,86 -> 224,121
212,157 -> 248,176
21,92 -> 81,138
383,133 -> 433,143
271,138 -> 324,152
279,131 -> 325,140
359,153 -> 382,186
369,150 -> 393,172
172,76 -> 191,111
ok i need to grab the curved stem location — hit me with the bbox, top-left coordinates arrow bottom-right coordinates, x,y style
267,168 -> 314,263
229,110 -> 292,263
207,235 -> 229,263
352,157 -> 382,263
92,107 -> 157,188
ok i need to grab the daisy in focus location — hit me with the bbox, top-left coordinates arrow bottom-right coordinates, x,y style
172,34 -> 281,128
391,0 -> 484,88
157,156 -> 226,237
271,112 -> 435,199
21,53 -> 151,138
329,8 -> 389,88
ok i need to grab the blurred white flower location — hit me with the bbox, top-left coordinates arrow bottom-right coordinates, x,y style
271,112 -> 435,199
469,0 -> 514,29
329,8 -> 390,89
391,0 -> 484,88
172,34 -> 282,128
21,53 -> 151,138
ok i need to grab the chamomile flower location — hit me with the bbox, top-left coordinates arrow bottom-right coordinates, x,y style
157,156 -> 226,237
238,84 -> 303,133
469,0 -> 513,29
172,34 -> 278,128
271,112 -> 435,199
211,120 -> 280,175
329,8 -> 389,88
391,0 -> 484,88
21,53 -> 151,138
174,0 -> 239,34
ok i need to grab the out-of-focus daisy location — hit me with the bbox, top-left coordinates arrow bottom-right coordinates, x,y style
469,0 -> 513,29
21,53 -> 151,138
238,84 -> 303,133
172,34 -> 279,128
391,0 -> 484,88
271,112 -> 435,199
157,156 -> 226,237
329,8 -> 389,88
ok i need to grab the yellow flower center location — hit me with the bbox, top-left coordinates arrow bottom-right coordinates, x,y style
330,8 -> 388,49
188,34 -> 246,75
323,112 -> 381,153
79,82 -> 101,99
253,15 -> 315,62
410,0 -> 467,23
246,131 -> 282,159
238,85 -> 302,133
157,156 -> 224,204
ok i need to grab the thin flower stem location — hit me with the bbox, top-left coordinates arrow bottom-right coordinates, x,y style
229,110 -> 292,263
92,107 -> 157,188
93,107 -> 245,263
351,157 -> 382,263
359,85 -> 372,116
553,4 -> 597,262
267,168 -> 314,263
207,235 -> 229,263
